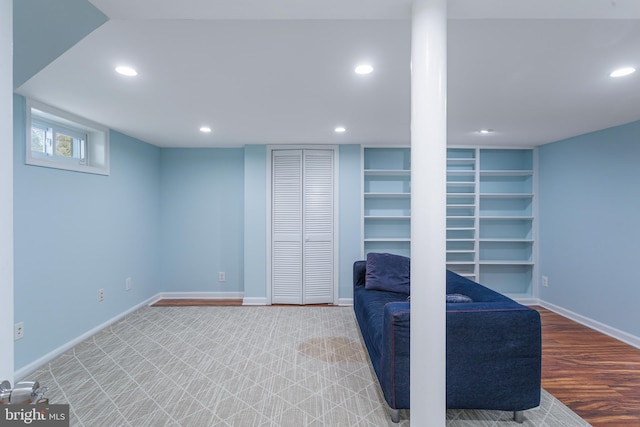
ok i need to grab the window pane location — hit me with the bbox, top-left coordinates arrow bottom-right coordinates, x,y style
31,126 -> 45,153
55,134 -> 72,157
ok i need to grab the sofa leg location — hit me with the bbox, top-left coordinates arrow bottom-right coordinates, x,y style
389,408 -> 400,423
513,410 -> 524,423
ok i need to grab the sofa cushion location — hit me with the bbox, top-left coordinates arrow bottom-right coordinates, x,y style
365,252 -> 411,295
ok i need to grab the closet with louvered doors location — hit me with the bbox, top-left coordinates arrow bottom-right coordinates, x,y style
271,149 -> 335,305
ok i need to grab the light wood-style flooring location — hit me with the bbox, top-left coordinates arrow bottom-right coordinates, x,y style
151,300 -> 640,425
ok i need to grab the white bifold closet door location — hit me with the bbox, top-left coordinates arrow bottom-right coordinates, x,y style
272,149 -> 334,305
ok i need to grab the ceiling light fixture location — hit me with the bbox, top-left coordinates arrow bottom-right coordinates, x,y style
334,126 -> 346,133
479,129 -> 494,134
609,67 -> 636,78
354,64 -> 374,75
115,66 -> 138,77
200,126 -> 212,133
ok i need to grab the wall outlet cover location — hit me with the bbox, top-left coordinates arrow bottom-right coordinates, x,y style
14,322 -> 24,340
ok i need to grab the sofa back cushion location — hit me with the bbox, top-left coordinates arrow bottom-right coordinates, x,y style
365,252 -> 411,295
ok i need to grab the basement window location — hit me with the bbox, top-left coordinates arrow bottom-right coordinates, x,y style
26,99 -> 109,175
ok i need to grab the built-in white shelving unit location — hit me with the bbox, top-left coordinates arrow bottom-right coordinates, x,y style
363,148 -> 411,257
363,146 -> 536,298
446,148 -> 535,297
446,148 -> 478,279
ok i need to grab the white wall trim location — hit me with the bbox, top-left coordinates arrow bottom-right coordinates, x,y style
513,297 -> 538,306
337,298 -> 353,306
540,299 -> 640,350
242,297 -> 268,306
15,295 -> 158,381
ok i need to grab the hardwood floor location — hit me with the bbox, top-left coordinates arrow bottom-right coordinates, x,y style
150,300 -> 640,425
534,306 -> 640,426
150,299 -> 243,306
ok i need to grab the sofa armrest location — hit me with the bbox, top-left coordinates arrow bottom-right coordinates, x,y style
446,307 -> 541,411
380,301 -> 410,409
353,260 -> 366,289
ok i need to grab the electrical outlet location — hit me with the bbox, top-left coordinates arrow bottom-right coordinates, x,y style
218,272 -> 226,282
126,277 -> 132,291
14,322 -> 24,340
98,288 -> 104,302
542,276 -> 549,287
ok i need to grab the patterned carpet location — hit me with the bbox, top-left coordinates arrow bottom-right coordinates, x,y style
27,306 -> 590,426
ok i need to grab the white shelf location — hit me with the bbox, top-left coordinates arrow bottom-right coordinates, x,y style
479,260 -> 534,265
364,169 -> 411,176
364,215 -> 410,220
364,238 -> 411,242
479,170 -> 533,176
479,193 -> 533,198
364,192 -> 410,198
479,216 -> 534,220
479,238 -> 533,242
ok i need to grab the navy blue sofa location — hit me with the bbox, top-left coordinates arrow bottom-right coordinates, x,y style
353,260 -> 541,423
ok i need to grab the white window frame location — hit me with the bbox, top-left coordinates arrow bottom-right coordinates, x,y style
26,99 -> 110,175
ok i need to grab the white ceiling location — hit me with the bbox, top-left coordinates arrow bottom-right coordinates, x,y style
15,0 -> 640,148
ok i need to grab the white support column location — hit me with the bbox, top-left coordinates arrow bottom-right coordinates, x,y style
0,0 -> 14,384
410,0 -> 447,426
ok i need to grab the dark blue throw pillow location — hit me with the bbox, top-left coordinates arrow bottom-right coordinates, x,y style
365,252 -> 410,295
446,293 -> 473,303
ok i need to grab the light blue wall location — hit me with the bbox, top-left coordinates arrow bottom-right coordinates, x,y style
538,120 -> 640,338
338,145 -> 363,300
13,95 -> 161,372
159,148 -> 245,293
243,145 -> 268,300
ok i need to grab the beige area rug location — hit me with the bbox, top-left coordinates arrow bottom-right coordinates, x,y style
27,306 -> 590,426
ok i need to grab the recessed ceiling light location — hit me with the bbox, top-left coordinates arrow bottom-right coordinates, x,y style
479,129 -> 494,134
354,64 -> 374,75
200,126 -> 212,133
609,67 -> 636,78
334,126 -> 346,133
115,66 -> 138,77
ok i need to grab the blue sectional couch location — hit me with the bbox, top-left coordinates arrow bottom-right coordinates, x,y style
353,258 -> 542,423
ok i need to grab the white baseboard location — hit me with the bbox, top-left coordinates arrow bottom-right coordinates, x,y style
337,298 -> 353,306
243,297 -> 268,305
513,297 -> 538,306
539,299 -> 640,350
15,294 -> 158,381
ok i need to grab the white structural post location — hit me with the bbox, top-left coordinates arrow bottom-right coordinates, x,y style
0,0 -> 14,384
410,0 -> 447,426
